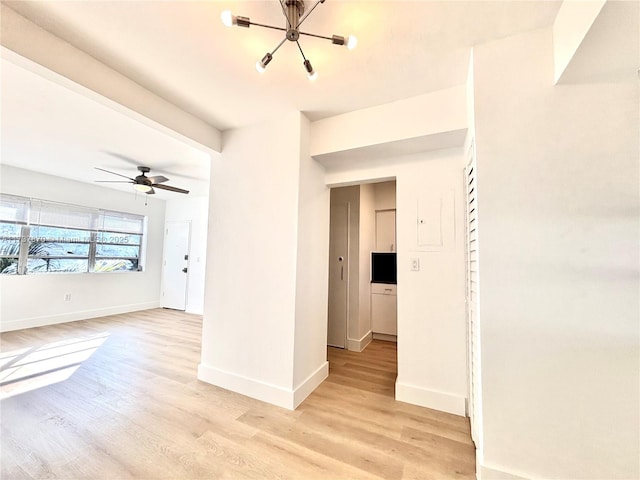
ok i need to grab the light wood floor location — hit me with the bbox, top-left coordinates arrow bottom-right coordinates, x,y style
0,309 -> 475,479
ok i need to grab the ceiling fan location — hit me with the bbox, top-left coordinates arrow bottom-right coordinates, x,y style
95,166 -> 189,195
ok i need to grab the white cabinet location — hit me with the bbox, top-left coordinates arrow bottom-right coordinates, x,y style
375,210 -> 396,252
371,283 -> 397,336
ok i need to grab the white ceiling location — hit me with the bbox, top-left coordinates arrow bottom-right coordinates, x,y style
1,57 -> 212,199
1,1 -> 564,199
4,1 -> 563,130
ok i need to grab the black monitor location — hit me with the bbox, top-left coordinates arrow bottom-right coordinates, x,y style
371,252 -> 397,284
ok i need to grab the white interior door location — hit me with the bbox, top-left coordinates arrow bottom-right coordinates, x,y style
376,209 -> 396,252
162,221 -> 190,311
327,203 -> 348,348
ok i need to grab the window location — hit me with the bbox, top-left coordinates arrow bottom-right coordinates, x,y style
95,212 -> 144,273
0,194 -> 29,274
0,194 -> 146,275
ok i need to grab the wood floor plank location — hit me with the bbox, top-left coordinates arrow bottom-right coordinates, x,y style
246,431 -> 382,480
0,308 -> 475,479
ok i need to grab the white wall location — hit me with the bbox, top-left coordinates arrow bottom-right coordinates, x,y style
474,26 -> 639,479
164,196 -> 208,315
292,113 -> 330,405
326,149 -> 468,416
199,112 -> 328,410
0,165 -> 165,331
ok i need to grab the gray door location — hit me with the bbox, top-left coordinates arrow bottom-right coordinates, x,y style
327,203 -> 348,348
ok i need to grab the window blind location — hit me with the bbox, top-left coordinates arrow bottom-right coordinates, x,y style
98,210 -> 145,234
23,199 -> 144,234
0,194 -> 30,224
29,199 -> 97,231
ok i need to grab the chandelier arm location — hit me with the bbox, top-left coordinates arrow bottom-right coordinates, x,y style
271,36 -> 288,55
295,40 -> 308,61
298,31 -> 333,41
279,0 -> 293,29
297,0 -> 325,28
249,21 -> 287,32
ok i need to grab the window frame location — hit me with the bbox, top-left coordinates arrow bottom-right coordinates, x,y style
0,195 -> 146,276
0,222 -> 23,272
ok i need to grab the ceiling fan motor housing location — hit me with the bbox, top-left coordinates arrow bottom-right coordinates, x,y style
135,166 -> 152,184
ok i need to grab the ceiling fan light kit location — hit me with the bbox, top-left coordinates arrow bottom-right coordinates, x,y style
133,183 -> 153,193
221,0 -> 357,80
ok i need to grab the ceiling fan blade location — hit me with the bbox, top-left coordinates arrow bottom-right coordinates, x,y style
147,175 -> 169,184
154,183 -> 189,194
161,171 -> 206,182
95,167 -> 135,181
102,152 -> 203,181
103,151 -> 143,166
95,180 -> 134,183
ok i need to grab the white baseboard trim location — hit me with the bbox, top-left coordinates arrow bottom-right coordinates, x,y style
0,301 -> 160,332
395,381 -> 466,416
372,332 -> 397,342
475,449 -> 485,480
293,361 -> 329,408
197,364 -> 292,410
185,306 -> 204,315
347,331 -> 373,352
477,463 -> 530,480
198,361 -> 329,411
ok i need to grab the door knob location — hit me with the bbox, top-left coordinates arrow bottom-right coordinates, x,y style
182,267 -> 188,273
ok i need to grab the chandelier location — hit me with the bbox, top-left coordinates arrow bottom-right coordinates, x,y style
221,1 -> 357,80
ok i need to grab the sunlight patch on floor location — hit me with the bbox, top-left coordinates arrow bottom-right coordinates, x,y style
0,332 -> 109,400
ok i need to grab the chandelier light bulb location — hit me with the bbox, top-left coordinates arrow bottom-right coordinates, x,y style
221,10 -> 235,27
346,35 -> 358,50
304,59 -> 317,81
256,53 -> 273,73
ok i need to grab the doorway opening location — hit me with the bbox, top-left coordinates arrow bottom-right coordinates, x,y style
326,180 -> 397,357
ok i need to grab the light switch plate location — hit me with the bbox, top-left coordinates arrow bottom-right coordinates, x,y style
411,258 -> 420,271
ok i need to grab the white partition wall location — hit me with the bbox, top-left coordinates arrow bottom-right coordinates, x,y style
474,23 -> 639,480
198,112 -> 329,410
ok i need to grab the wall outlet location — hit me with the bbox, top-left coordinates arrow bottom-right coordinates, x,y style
410,258 -> 420,271
64,293 -> 71,301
